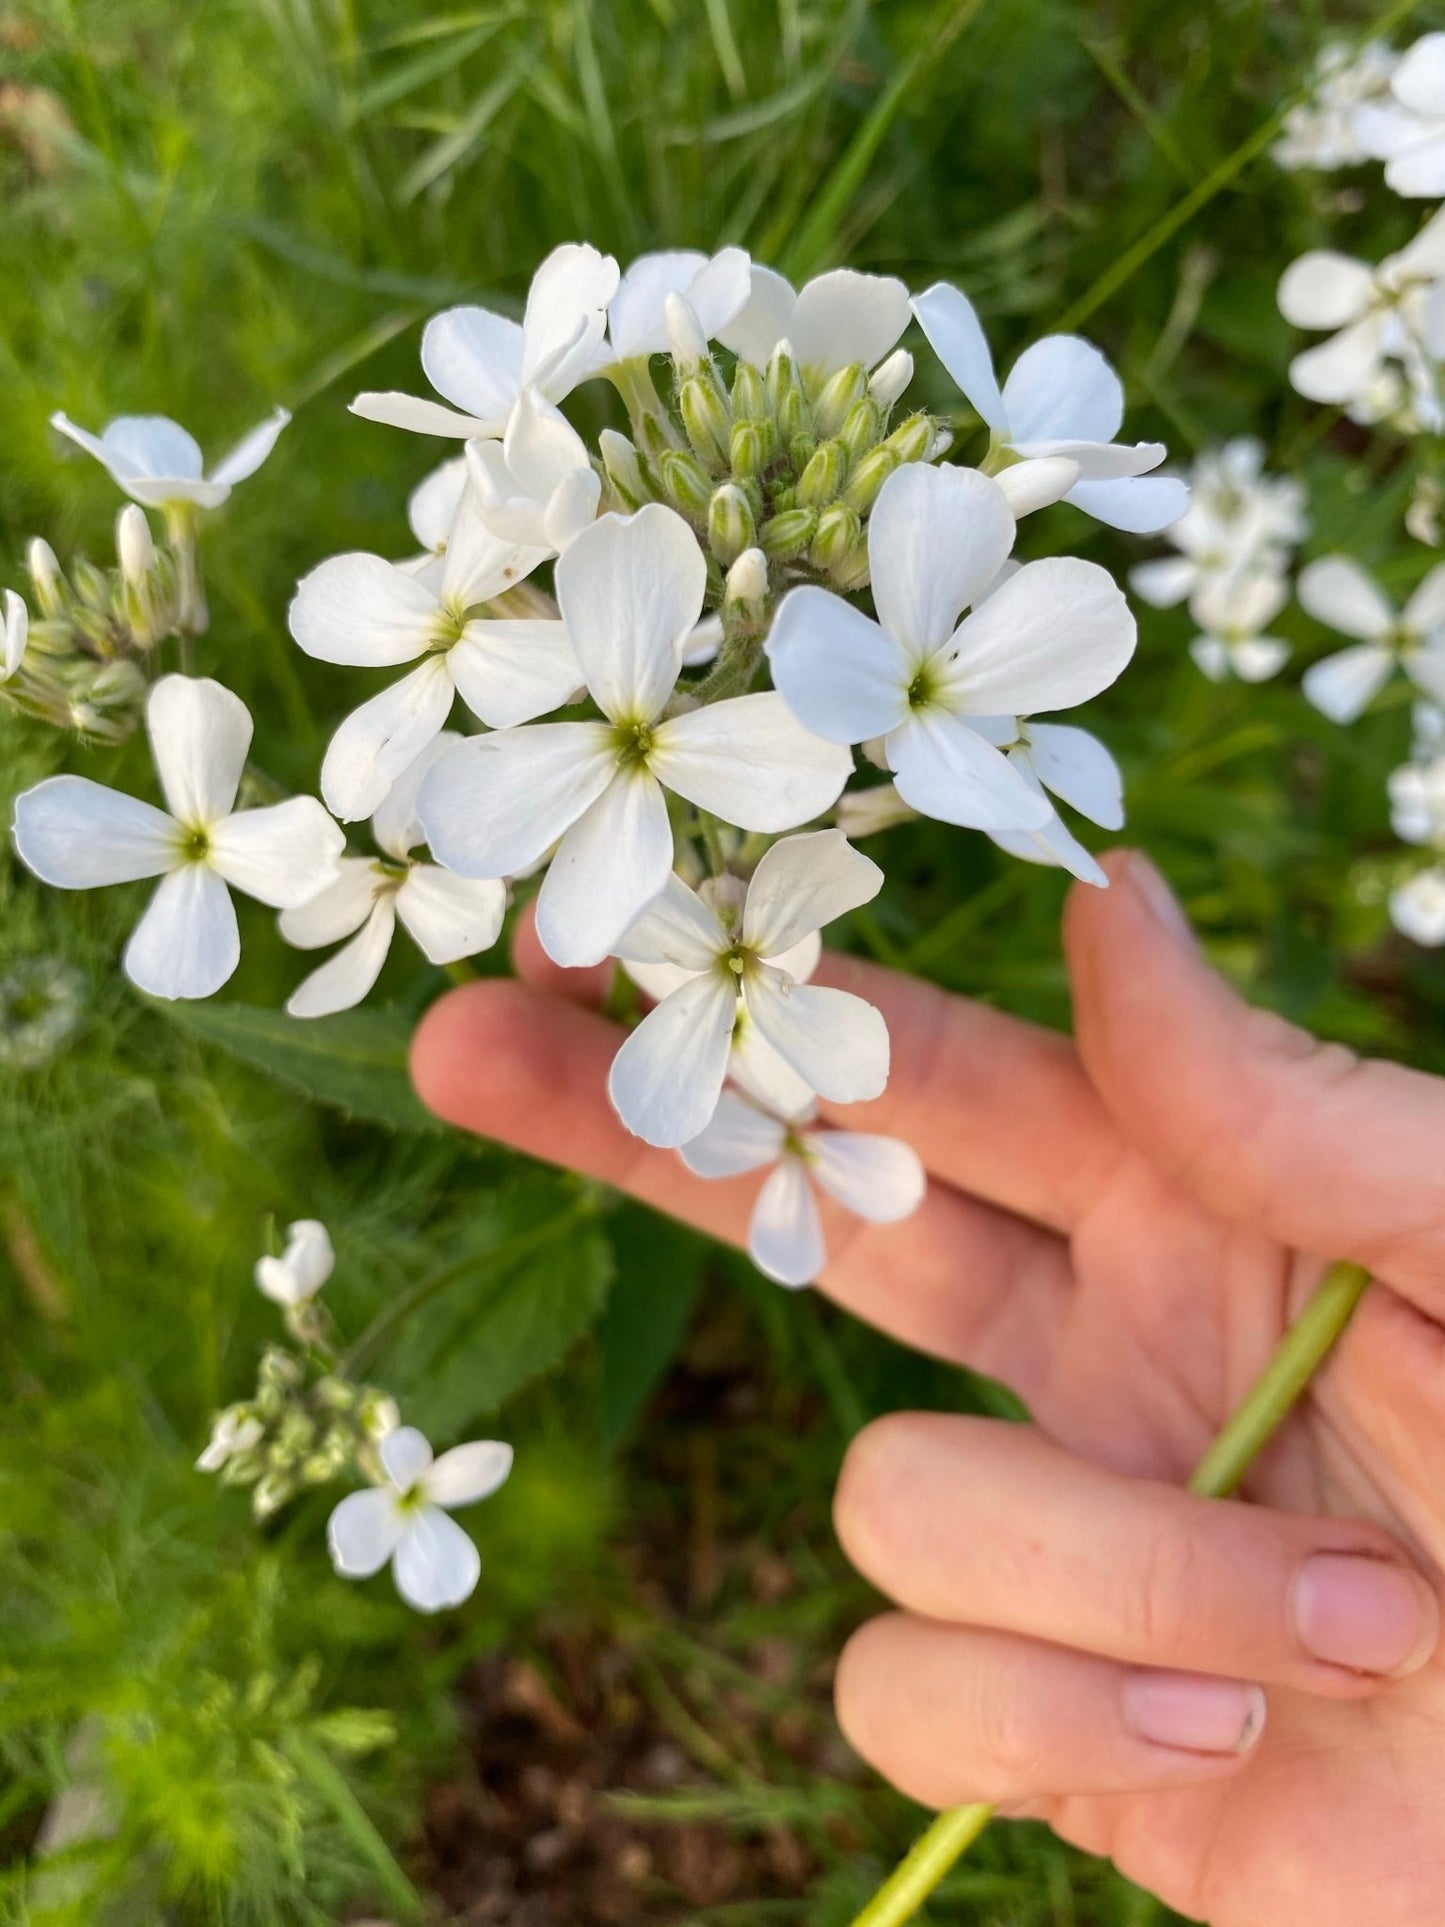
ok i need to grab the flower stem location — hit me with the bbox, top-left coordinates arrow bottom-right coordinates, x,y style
843,1259 -> 1372,1927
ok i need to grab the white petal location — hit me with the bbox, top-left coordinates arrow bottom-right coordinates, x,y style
124,865 -> 240,1000
408,456 -> 470,551
1014,437 -> 1164,480
682,246 -> 753,341
717,264 -> 797,366
288,553 -> 438,667
554,504 -> 704,724
369,730 -> 460,861
808,1131 -> 926,1222
742,829 -> 882,959
1288,319 -> 1384,404
395,864 -> 507,963
1189,636 -> 1232,680
1302,643 -> 1396,723
209,798 -> 346,908
910,283 -> 1008,431
1391,868 -> 1445,944
350,391 -> 494,438
1230,638 -> 1291,682
424,1439 -> 514,1508
1404,563 -> 1445,638
286,900 -> 398,1018
1130,557 -> 1197,608
1297,556 -> 1395,639
147,675 -> 251,826
12,776 -> 176,887
607,969 -> 737,1147
320,657 -> 456,823
888,710 -> 1051,831
1278,252 -> 1376,329
788,268 -> 910,375
380,1425 -> 434,1491
680,1089 -> 789,1176
606,249 -> 708,360
1386,135 -> 1445,198
766,588 -> 909,742
327,1488 -> 403,1578
546,466 -> 602,550
1405,646 -> 1445,706
534,769 -> 673,968
1393,34 -> 1445,114
743,968 -> 888,1105
993,455 -> 1081,516
615,871 -> 728,973
417,720 -> 614,879
421,305 -> 525,430
1064,473 -> 1190,533
651,692 -> 852,830
271,1220 -> 335,1298
937,557 -> 1136,716
748,1160 -> 825,1287
730,1007 -> 817,1116
990,801 -> 1107,886
682,615 -> 723,668
521,242 -> 619,394
3,589 -> 27,680
1024,722 -> 1124,829
448,619 -> 581,727
438,483 -> 546,609
501,387 -> 593,502
393,1506 -> 481,1612
208,407 -> 290,486
867,465 -> 1017,652
53,412 -> 203,483
1002,334 -> 1123,443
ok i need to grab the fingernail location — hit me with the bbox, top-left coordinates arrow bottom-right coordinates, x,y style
1125,854 -> 1197,951
1292,1554 -> 1440,1678
1123,1672 -> 1266,1756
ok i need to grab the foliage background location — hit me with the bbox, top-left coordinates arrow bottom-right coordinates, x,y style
1,0 -> 1439,1919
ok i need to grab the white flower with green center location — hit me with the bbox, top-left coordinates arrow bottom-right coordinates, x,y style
464,387 -> 601,557
717,265 -> 911,384
608,830 -> 888,1148
767,464 -> 1136,834
281,735 -> 506,1017
350,242 -> 619,439
51,408 -> 290,510
910,283 -> 1186,532
681,1090 -> 926,1287
1297,555 -> 1445,723
11,675 -> 344,1001
289,484 -> 578,821
417,504 -> 853,969
1,589 -> 26,682
327,1426 -> 513,1614
255,1220 -> 335,1305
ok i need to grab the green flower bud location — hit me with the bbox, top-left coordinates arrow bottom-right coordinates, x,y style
770,483 -> 798,514
838,394 -> 884,461
26,539 -> 66,618
841,445 -> 901,514
811,361 -> 868,439
884,412 -> 937,465
315,1375 -> 359,1413
599,429 -> 649,508
658,449 -> 713,518
766,345 -> 811,444
70,558 -> 110,613
729,418 -> 770,480
708,484 -> 757,566
760,507 -> 819,560
810,501 -> 862,574
797,439 -> 849,509
252,1472 -> 295,1520
680,372 -> 732,471
731,361 -> 767,421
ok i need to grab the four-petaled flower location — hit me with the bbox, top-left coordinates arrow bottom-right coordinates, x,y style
417,504 -> 852,967
1298,555 -> 1445,722
51,408 -> 290,510
12,675 -> 344,1000
327,1426 -> 513,1613
681,1089 -> 926,1287
255,1219 -> 335,1305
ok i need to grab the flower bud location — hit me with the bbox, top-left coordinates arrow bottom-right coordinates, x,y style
664,290 -> 709,371
729,418 -> 770,480
811,361 -> 867,439
315,1374 -> 359,1413
708,483 -> 757,565
838,394 -> 884,461
658,449 -> 713,517
680,372 -> 732,471
725,546 -> 769,611
26,538 -> 66,618
766,343 -> 810,443
810,501 -> 862,574
836,783 -> 917,838
797,439 -> 848,509
760,507 -> 819,560
116,505 -> 155,585
599,429 -> 645,503
869,348 -> 914,410
361,1393 -> 400,1440
252,1472 -> 294,1519
731,360 -> 767,421
841,444 -> 900,514
883,412 -> 936,465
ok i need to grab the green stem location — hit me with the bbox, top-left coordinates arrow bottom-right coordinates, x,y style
844,1259 -> 1372,1927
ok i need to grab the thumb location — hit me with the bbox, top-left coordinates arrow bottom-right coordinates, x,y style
1064,850 -> 1445,1307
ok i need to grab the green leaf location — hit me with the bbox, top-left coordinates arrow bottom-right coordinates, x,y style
598,1208 -> 707,1446
157,1001 -> 441,1134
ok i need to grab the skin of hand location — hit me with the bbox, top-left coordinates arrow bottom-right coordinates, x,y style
410,849 -> 1445,1927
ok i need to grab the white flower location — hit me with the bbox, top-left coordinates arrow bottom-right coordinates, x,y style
718,265 -> 911,382
1390,753 -> 1445,846
255,1219 -> 335,1304
1413,698 -> 1445,756
350,243 -> 618,438
281,735 -> 506,1017
1274,40 -> 1399,171
196,1406 -> 264,1473
2,590 -> 26,682
603,247 -> 752,364
681,1090 -> 925,1288
51,408 -> 290,510
910,284 -> 1187,532
767,464 -> 1136,834
609,830 -> 888,1147
1187,572 -> 1292,685
289,485 -> 576,820
1391,866 -> 1445,943
12,675 -> 344,1000
1298,555 -> 1445,722
327,1426 -> 513,1614
464,388 -> 601,555
1131,439 -> 1307,610
984,720 -> 1125,887
1278,210 -> 1445,428
417,504 -> 852,968
1355,33 -> 1445,196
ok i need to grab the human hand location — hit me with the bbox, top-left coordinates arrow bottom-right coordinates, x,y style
411,850 -> 1445,1927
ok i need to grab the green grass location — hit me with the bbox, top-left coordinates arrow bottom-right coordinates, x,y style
1,0 -> 1442,1919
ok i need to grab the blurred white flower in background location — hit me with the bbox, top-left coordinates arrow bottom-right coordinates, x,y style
1274,40 -> 1399,171
1188,573 -> 1293,686
1387,751 -> 1445,942
1130,439 -> 1308,611
1356,33 -> 1445,196
1297,555 -> 1445,720
51,408 -> 290,510
254,1220 -> 335,1305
